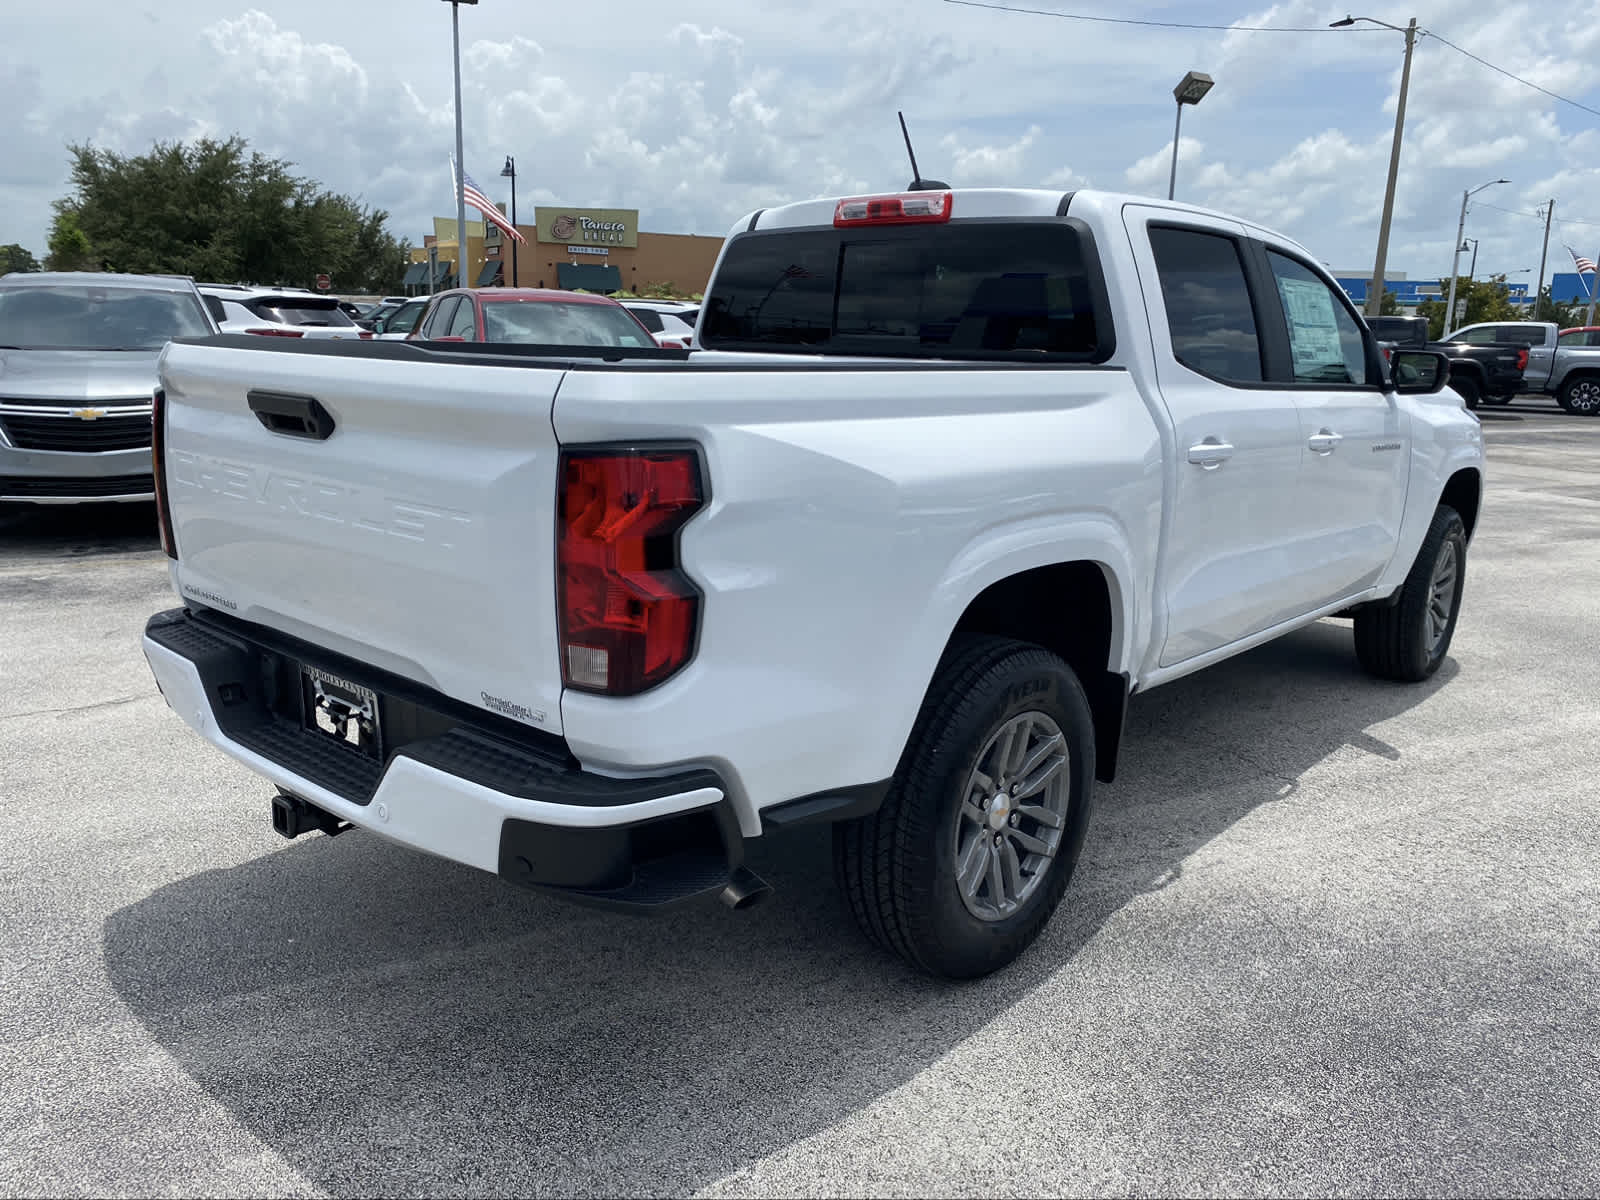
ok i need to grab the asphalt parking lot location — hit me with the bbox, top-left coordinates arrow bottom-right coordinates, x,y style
3,404 -> 1598,1198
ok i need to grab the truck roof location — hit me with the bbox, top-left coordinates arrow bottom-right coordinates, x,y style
742,187 -> 1318,266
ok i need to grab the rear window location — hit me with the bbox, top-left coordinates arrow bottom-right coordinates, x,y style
249,298 -> 357,327
700,222 -> 1109,361
482,300 -> 654,347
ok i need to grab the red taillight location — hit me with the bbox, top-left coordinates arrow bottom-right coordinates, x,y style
244,327 -> 305,337
358,331 -> 374,339
1517,348 -> 1529,370
833,190 -> 953,227
1383,346 -> 1392,362
151,388 -> 178,560
557,448 -> 705,695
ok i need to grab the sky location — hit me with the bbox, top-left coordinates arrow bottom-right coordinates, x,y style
5,0 -> 1600,287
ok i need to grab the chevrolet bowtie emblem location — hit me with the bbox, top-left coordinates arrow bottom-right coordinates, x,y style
70,408 -> 105,421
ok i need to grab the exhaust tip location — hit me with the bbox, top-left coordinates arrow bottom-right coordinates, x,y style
719,866 -> 773,911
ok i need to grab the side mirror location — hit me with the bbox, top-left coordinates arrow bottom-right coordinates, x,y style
1390,349 -> 1449,395
372,319 -> 387,335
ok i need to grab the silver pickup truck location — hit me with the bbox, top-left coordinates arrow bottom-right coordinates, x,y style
1444,320 -> 1600,415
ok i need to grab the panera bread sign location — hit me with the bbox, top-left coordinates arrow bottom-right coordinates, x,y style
534,207 -> 638,249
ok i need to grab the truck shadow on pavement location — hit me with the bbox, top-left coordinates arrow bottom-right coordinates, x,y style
102,620 -> 1456,1196
0,501 -> 160,558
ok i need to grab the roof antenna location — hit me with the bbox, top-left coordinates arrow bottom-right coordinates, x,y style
898,111 -> 950,191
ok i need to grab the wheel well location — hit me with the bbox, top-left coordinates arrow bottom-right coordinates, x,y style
950,562 -> 1127,783
1440,468 -> 1482,540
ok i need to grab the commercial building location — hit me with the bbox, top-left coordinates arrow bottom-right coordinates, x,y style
406,206 -> 724,298
1333,270 -> 1596,310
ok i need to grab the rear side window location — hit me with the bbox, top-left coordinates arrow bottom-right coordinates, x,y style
1494,324 -> 1538,344
1450,326 -> 1497,344
700,222 -> 1109,361
1148,227 -> 1263,383
627,307 -> 665,332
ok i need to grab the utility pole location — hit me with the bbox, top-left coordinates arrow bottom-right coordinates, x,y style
1587,256 -> 1600,327
1534,199 -> 1553,319
1364,17 -> 1416,317
1445,178 -> 1509,334
445,0 -> 474,289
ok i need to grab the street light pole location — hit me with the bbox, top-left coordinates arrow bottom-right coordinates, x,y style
1332,15 -> 1417,317
1462,238 -> 1479,281
501,155 -> 518,288
1445,178 -> 1509,333
1168,71 -> 1214,202
444,0 -> 477,288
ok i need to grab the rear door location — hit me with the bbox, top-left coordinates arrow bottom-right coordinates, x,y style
1252,240 -> 1408,605
1124,207 -> 1309,666
160,341 -> 569,734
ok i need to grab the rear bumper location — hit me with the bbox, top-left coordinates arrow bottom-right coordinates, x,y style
141,607 -> 744,909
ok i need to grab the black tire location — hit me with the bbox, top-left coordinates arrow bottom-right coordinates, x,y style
832,635 -> 1096,979
1354,505 -> 1467,682
1558,374 -> 1600,416
1450,373 -> 1482,411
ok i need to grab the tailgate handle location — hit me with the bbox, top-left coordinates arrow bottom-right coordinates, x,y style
247,390 -> 336,441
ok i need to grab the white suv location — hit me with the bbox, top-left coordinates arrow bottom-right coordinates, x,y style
198,285 -> 372,341
621,300 -> 699,348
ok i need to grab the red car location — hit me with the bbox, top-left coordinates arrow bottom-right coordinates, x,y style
406,288 -> 662,348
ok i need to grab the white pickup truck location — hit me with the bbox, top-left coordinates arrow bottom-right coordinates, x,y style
142,187 -> 1484,978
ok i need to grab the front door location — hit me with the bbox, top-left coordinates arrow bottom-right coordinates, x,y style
1254,245 -> 1409,605
1124,208 -> 1309,667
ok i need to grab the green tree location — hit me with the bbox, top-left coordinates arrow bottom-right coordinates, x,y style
1414,274 -> 1520,339
1377,288 -> 1402,316
45,211 -> 96,271
51,136 -> 409,292
0,243 -> 40,274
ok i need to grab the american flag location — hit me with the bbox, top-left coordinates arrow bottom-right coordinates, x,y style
1567,244 -> 1596,275
450,157 -> 526,244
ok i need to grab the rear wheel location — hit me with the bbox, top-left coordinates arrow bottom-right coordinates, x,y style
1558,375 -> 1600,416
832,635 -> 1096,979
1450,373 -> 1482,411
1354,505 -> 1467,682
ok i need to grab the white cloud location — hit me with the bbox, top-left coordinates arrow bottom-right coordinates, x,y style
0,0 -> 1596,291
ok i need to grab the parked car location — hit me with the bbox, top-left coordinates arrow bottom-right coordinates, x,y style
1368,315 -> 1528,410
0,271 -> 216,504
1443,320 -> 1600,414
1558,326 -> 1600,348
197,284 -> 372,341
621,302 -> 697,348
371,297 -> 428,340
355,297 -> 409,330
407,288 -> 659,348
142,186 -> 1481,979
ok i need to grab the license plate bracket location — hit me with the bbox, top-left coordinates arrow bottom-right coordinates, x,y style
300,663 -> 383,759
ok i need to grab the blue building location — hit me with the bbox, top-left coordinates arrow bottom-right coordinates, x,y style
1333,270 -> 1595,309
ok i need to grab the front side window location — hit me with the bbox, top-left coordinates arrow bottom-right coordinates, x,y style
0,284 -> 212,350
1148,227 -> 1262,383
449,297 -> 478,339
387,301 -> 425,335
1266,250 -> 1369,385
1450,326 -> 1497,344
422,297 -> 459,338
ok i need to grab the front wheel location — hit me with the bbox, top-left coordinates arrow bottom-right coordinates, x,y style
832,635 -> 1097,979
1354,505 -> 1467,682
1450,374 -> 1482,411
1558,375 -> 1600,416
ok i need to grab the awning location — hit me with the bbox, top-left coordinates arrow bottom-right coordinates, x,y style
556,263 -> 622,293
401,262 -> 428,286
476,260 -> 504,287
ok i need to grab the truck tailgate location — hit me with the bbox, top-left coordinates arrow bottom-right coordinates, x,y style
158,341 -> 567,736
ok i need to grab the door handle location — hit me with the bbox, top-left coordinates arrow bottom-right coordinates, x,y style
1308,429 -> 1344,455
1187,438 -> 1234,469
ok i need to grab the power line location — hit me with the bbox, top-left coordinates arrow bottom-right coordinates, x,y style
939,1 -> 1600,121
1474,201 -> 1600,229
1426,32 -> 1600,122
937,0 -> 1384,33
